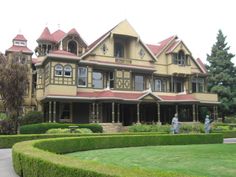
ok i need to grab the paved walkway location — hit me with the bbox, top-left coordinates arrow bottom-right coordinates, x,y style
0,149 -> 18,177
0,139 -> 236,177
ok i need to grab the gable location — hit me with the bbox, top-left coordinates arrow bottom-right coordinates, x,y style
111,20 -> 139,38
190,58 -> 205,74
167,41 -> 191,55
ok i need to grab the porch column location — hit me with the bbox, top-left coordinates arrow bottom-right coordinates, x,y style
49,101 -> 52,122
175,105 -> 178,114
137,103 -> 140,124
196,104 -> 199,122
92,102 -> 95,123
112,102 -> 115,123
215,105 -> 218,121
96,103 -> 99,123
171,75 -> 174,92
53,101 -> 56,122
192,104 -> 196,122
117,103 -> 120,123
157,103 -> 160,124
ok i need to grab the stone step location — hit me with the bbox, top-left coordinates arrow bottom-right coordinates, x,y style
100,123 -> 123,133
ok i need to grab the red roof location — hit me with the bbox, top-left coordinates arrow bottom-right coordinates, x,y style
37,27 -> 55,42
49,50 -> 77,56
165,40 -> 181,54
6,45 -> 33,54
77,90 -> 145,100
32,58 -> 39,64
68,28 -> 80,36
13,34 -> 27,41
196,58 -> 208,74
147,35 -> 176,56
51,29 -> 66,43
158,94 -> 198,102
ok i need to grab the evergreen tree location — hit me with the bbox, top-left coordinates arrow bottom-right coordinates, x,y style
206,30 -> 236,119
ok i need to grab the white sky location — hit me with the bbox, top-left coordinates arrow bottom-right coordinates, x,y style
1,0 -> 236,64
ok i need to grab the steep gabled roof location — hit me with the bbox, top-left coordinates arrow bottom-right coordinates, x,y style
147,35 -> 177,57
37,27 -> 55,42
51,29 -> 66,43
82,20 -> 156,61
196,58 -> 208,74
6,46 -> 33,54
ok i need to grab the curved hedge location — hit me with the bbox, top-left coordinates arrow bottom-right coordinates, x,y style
20,123 -> 103,134
13,134 -> 223,177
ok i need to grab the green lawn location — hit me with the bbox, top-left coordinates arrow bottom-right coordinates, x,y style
67,144 -> 236,177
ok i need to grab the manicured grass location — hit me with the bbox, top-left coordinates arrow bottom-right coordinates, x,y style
67,144 -> 236,177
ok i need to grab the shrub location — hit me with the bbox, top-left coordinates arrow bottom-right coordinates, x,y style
20,123 -> 103,134
20,111 -> 43,125
13,134 -> 222,177
128,124 -> 170,133
0,119 -> 15,135
46,128 -> 93,134
179,123 -> 204,133
0,113 -> 8,120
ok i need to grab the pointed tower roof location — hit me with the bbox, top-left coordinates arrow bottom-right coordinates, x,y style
37,27 -> 55,42
13,34 -> 27,41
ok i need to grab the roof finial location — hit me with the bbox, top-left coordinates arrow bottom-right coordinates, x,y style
18,28 -> 22,34
57,24 -> 60,29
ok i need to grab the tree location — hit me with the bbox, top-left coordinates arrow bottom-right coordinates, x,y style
206,30 -> 236,120
0,53 -> 28,133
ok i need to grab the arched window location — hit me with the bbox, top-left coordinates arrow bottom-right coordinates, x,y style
64,65 -> 72,77
55,64 -> 63,76
114,42 -> 124,58
178,50 -> 185,65
68,40 -> 77,55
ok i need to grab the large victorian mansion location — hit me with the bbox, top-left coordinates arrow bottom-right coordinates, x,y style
1,20 -> 219,125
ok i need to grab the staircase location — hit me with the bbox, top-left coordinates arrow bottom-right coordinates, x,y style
100,123 -> 123,133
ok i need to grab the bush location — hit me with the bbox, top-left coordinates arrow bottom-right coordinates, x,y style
20,111 -> 43,125
13,134 -> 222,177
179,123 -> 204,133
0,113 -> 8,120
46,128 -> 93,134
128,124 -> 170,133
20,123 -> 103,134
0,119 -> 15,135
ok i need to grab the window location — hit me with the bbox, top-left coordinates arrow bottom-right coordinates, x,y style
93,71 -> 103,88
68,40 -> 77,55
134,75 -> 144,91
173,79 -> 184,93
64,65 -> 72,77
55,64 -> 63,76
154,79 -> 162,92
109,72 -> 114,89
78,67 -> 87,86
173,50 -> 187,66
60,103 -> 71,120
114,42 -> 124,58
192,78 -> 205,93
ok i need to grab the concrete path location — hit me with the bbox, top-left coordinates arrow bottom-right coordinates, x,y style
0,149 -> 19,177
224,138 -> 236,144
0,139 -> 236,177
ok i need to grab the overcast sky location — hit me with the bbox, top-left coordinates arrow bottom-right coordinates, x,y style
1,0 -> 236,64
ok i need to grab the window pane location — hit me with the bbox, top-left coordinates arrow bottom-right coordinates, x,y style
155,79 -> 161,91
78,67 -> 87,86
78,78 -> 86,86
79,67 -> 87,77
135,75 -> 144,91
93,72 -> 103,88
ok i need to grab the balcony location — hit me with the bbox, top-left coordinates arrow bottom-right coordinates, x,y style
115,57 -> 132,64
191,92 -> 219,103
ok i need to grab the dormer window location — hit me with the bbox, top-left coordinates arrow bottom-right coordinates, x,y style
114,42 -> 124,58
64,65 -> 72,77
68,40 -> 77,55
14,40 -> 26,46
172,50 -> 188,66
55,64 -> 63,76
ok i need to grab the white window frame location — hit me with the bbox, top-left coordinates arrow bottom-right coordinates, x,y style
55,64 -> 63,76
64,65 -> 72,77
154,79 -> 162,92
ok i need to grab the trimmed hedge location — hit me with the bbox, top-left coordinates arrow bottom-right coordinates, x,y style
13,134 -> 222,177
20,123 -> 103,134
0,132 -> 165,148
